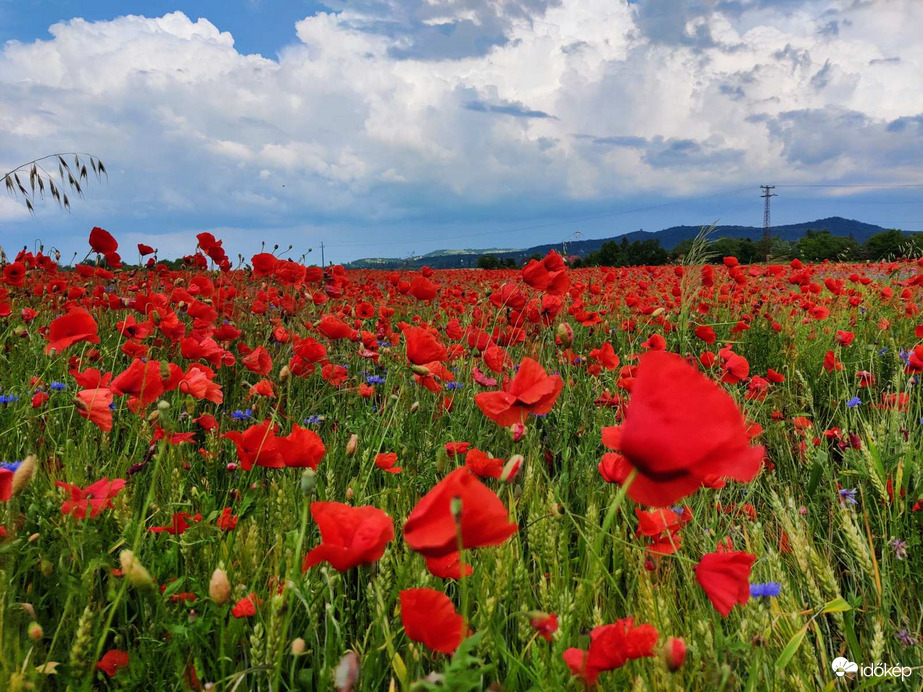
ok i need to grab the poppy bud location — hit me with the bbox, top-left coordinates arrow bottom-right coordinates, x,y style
157,399 -> 170,411
334,651 -> 360,692
291,638 -> 306,655
556,322 -> 573,347
345,486 -> 354,501
300,469 -> 317,495
409,364 -> 431,376
435,447 -> 447,473
147,410 -> 160,424
346,434 -> 359,457
209,568 -> 231,604
508,423 -> 527,442
119,550 -> 153,591
663,636 -> 687,671
652,307 -> 666,317
410,401 -> 420,413
27,622 -> 43,641
12,455 -> 35,495
20,603 -> 35,619
279,365 -> 291,382
500,455 -> 523,483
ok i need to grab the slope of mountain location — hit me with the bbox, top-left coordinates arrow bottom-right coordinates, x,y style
344,217 -> 908,269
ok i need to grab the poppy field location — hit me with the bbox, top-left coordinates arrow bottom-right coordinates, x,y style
2,227 -> 923,690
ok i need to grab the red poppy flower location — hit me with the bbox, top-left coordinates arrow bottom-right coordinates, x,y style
279,425 -> 326,469
251,252 -> 279,276
464,448 -> 504,479
424,551 -> 472,579
178,366 -> 223,404
75,387 -> 114,432
149,511 -> 201,535
375,452 -> 402,474
521,250 -> 570,295
695,550 -> 755,617
2,262 -> 26,287
400,588 -> 466,654
474,357 -> 563,426
57,477 -> 126,519
823,350 -> 844,372
530,612 -> 558,642
616,351 -> 763,506
403,326 -> 447,365
0,469 -> 13,502
302,502 -> 394,572
242,345 -> 273,375
231,593 -> 260,618
589,342 -> 620,370
563,618 -> 658,685
403,467 -> 518,558
110,359 -> 165,406
408,276 -> 439,301
44,308 -> 100,355
97,649 -> 129,677
89,227 -> 118,254
223,420 -> 284,470
317,314 -> 357,341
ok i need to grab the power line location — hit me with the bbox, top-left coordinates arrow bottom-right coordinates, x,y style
775,183 -> 923,188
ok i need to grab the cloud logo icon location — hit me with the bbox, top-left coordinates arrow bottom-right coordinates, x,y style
832,657 -> 858,677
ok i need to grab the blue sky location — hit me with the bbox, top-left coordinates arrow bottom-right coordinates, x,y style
1,0 -> 922,264
0,1 -> 328,58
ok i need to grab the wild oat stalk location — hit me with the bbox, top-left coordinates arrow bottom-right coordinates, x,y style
3,153 -> 108,214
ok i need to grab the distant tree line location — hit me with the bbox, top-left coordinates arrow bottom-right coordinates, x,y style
476,255 -> 520,269
564,228 -> 923,267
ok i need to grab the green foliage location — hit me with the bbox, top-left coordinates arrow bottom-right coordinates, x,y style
476,255 -> 517,269
797,229 -> 860,262
864,229 -> 923,260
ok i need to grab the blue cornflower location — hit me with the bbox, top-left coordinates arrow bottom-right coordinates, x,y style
750,582 -> 782,598
839,488 -> 858,506
899,349 -> 910,365
0,461 -> 22,473
231,408 -> 253,420
50,381 -> 67,391
878,347 -> 888,356
366,375 -> 386,385
0,395 -> 19,405
846,397 -> 862,408
446,382 -> 464,390
304,415 -> 325,425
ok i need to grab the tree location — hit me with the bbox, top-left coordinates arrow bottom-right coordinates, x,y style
477,255 -> 501,269
597,239 -> 625,267
864,229 -> 922,260
3,153 -> 107,214
797,230 -> 859,262
624,238 -> 668,266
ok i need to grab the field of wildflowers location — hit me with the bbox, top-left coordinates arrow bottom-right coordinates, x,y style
1,227 -> 922,690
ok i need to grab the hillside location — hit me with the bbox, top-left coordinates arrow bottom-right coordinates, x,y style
345,216 -> 907,269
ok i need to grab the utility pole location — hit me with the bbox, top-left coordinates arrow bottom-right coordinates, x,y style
320,241 -> 325,268
760,185 -> 776,261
